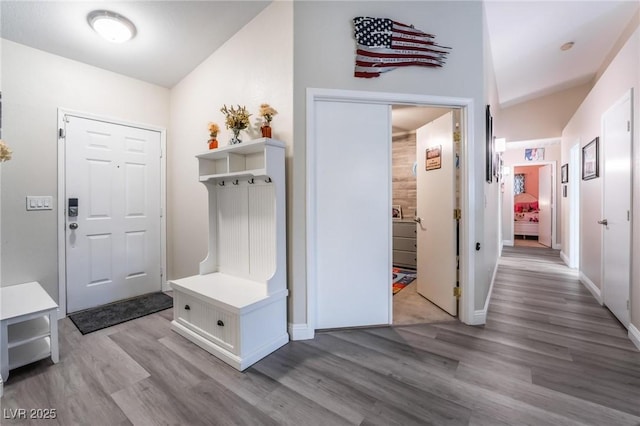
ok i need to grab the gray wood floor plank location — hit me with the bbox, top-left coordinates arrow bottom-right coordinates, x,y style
3,245 -> 639,425
158,332 -> 280,406
455,362 -> 640,426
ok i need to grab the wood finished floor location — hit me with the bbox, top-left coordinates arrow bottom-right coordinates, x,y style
2,246 -> 639,425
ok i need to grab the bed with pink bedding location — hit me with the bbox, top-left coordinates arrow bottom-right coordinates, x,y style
514,193 -> 539,237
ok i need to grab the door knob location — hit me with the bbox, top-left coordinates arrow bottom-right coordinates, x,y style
597,219 -> 608,226
69,222 -> 79,230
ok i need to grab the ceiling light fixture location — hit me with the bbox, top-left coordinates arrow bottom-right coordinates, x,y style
88,10 -> 136,43
560,41 -> 575,51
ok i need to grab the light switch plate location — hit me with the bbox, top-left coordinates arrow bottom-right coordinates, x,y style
26,196 -> 53,211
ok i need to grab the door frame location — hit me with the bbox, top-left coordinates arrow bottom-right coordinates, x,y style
507,160 -> 558,249
600,89 -> 633,326
56,108 -> 167,318
568,142 -> 581,268
306,88 -> 475,336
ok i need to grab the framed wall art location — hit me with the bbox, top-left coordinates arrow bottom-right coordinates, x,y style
485,105 -> 493,183
561,163 -> 568,183
582,137 -> 599,180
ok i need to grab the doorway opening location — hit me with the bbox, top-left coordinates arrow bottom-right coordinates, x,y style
306,89 -> 476,337
507,160 -> 557,249
391,105 -> 458,325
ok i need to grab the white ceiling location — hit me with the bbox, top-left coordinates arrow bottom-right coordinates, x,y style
485,0 -> 639,107
1,1 -> 270,88
1,1 -> 638,114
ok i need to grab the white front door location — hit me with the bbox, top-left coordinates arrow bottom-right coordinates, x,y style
416,111 -> 457,316
602,91 -> 632,327
538,164 -> 552,247
313,100 -> 391,329
65,115 -> 162,313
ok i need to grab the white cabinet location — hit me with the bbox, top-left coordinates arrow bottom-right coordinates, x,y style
170,138 -> 288,371
1,282 -> 59,384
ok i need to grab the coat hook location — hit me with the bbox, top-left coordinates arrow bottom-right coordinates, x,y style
248,178 -> 255,184
218,181 -> 225,186
265,177 -> 272,183
232,179 -> 239,185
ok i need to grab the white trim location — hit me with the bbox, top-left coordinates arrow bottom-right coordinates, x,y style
505,137 -> 561,149
57,108 -> 167,318
560,250 -> 571,268
306,88 -> 475,330
288,323 -> 314,341
628,324 -> 640,351
579,271 -> 603,305
469,259 -> 499,325
502,239 -> 514,247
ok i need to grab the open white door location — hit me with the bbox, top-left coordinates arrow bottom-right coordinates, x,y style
416,112 -> 457,316
602,91 -> 631,327
65,115 -> 162,313
538,164 -> 552,247
313,100 -> 391,329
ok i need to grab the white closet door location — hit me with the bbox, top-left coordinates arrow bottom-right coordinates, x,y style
313,100 -> 391,329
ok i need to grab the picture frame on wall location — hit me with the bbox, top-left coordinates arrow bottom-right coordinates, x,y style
582,137 -> 599,180
561,163 -> 569,183
392,205 -> 402,219
524,148 -> 544,161
485,105 -> 493,183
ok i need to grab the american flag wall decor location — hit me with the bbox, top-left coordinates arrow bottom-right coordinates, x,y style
353,17 -> 451,78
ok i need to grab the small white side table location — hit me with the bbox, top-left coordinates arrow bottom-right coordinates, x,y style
1,282 -> 59,383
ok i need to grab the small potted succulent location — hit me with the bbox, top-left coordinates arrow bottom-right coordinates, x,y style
207,122 -> 219,149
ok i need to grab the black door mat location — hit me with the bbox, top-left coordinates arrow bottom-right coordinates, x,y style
69,292 -> 173,335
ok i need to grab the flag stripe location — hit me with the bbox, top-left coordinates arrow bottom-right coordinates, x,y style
353,16 -> 451,78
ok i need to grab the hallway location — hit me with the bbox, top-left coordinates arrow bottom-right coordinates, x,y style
1,247 -> 639,425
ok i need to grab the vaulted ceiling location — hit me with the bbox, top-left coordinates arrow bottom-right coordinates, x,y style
2,1 -> 638,131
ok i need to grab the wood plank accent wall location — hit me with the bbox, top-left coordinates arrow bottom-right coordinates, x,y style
392,132 -> 417,220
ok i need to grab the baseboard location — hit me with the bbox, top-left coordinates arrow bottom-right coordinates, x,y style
579,272 -> 603,305
560,251 -> 570,268
553,242 -> 561,250
469,261 -> 499,326
288,322 -> 315,341
503,239 -> 514,247
629,324 -> 640,351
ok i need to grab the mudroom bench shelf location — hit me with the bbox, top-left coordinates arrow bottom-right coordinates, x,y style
170,138 -> 288,371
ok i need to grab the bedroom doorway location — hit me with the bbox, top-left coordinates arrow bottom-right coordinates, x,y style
391,106 -> 458,325
510,161 -> 557,248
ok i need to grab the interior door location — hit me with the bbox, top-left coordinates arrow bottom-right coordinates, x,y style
602,92 -> 631,327
65,115 -> 162,313
416,111 -> 457,315
538,164 -> 552,247
314,100 -> 391,329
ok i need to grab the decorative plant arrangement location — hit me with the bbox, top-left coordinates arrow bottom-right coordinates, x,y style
207,122 -> 219,150
258,103 -> 278,138
220,104 -> 251,145
0,140 -> 12,162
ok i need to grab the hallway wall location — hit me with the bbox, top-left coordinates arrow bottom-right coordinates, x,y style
560,27 -> 640,334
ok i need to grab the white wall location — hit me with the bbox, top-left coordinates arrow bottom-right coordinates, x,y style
482,2 -> 502,311
168,3 -> 293,292
0,40 -> 170,302
560,27 -> 640,331
293,1 -> 493,325
499,83 -> 592,142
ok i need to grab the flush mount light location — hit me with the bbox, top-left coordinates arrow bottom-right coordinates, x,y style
560,41 -> 575,51
88,10 -> 136,43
